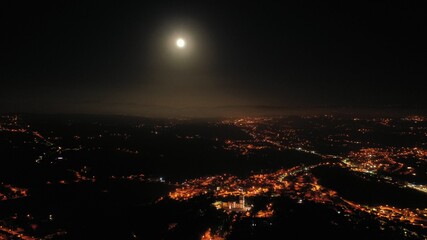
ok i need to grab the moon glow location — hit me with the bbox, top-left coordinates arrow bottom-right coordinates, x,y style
176,38 -> 186,48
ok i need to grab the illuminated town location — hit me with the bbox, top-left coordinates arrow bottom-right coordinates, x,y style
1,114 -> 426,239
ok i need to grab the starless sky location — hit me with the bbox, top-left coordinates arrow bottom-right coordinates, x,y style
1,1 -> 426,115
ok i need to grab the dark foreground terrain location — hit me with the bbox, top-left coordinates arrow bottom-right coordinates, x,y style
0,113 -> 426,239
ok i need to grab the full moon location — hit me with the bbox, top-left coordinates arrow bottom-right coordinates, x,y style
176,38 -> 186,48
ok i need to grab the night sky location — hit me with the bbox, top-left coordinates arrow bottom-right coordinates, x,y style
1,1 -> 426,115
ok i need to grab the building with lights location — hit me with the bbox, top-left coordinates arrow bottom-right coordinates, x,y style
213,195 -> 251,213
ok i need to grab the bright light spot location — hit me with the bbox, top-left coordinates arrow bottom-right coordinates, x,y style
176,38 -> 186,48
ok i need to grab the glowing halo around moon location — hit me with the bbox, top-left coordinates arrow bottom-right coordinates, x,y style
176,38 -> 186,48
